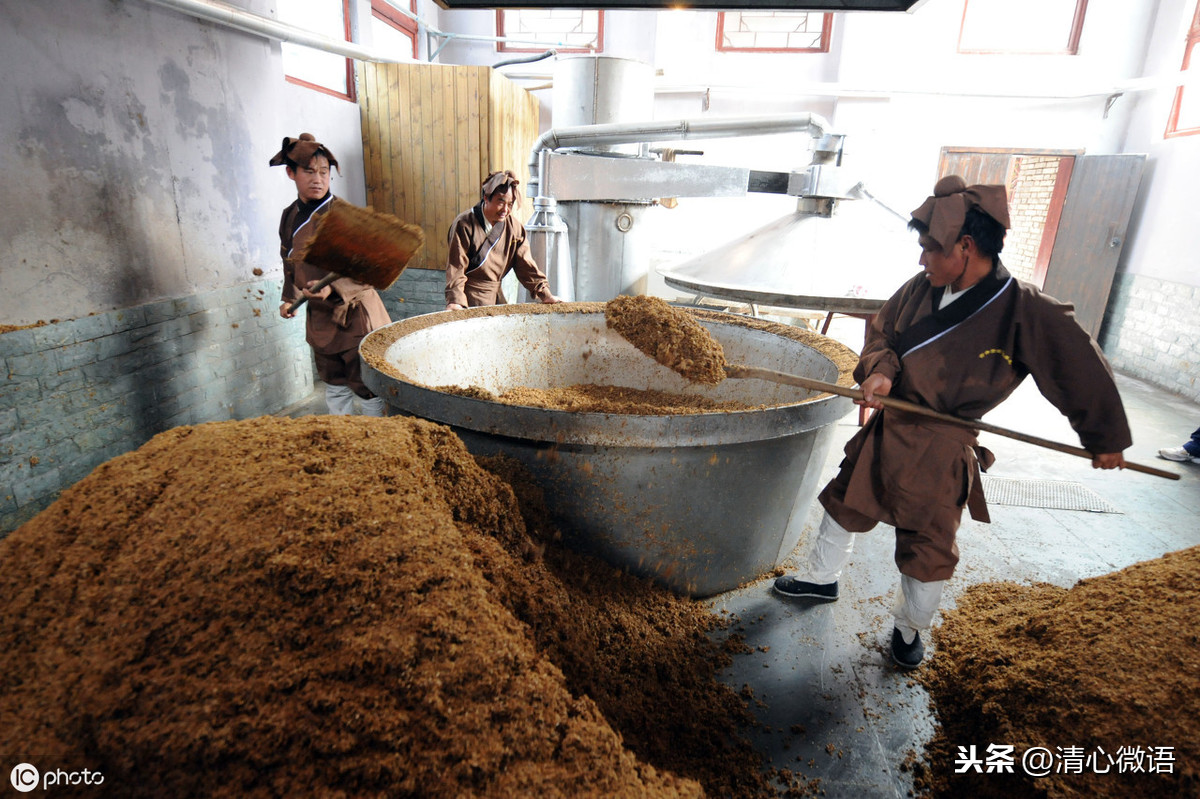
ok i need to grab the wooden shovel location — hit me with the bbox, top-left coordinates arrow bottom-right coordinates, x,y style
286,200 -> 425,314
724,364 -> 1178,481
603,294 -> 1179,481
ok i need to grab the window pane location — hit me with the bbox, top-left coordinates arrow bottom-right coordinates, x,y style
279,0 -> 349,95
499,9 -> 600,52
372,15 -> 416,60
959,0 -> 1083,54
719,12 -> 827,52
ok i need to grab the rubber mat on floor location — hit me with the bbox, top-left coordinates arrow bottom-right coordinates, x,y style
980,476 -> 1122,513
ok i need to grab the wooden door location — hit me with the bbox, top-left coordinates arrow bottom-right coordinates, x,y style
1041,154 -> 1145,339
938,148 -> 1079,287
938,150 -> 1014,186
937,149 -> 1143,339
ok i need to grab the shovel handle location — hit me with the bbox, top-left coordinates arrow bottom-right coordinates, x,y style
724,364 -> 1179,481
285,272 -> 338,315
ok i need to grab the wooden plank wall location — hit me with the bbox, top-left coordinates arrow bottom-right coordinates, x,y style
488,69 -> 541,202
358,61 -> 540,272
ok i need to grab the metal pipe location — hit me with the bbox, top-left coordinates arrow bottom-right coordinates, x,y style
142,0 -> 410,63
527,112 -> 832,193
848,182 -> 909,223
143,0 -> 578,64
493,49 -> 558,69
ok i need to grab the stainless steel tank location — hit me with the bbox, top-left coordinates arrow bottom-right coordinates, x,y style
550,56 -> 655,301
360,303 -> 854,597
551,56 -> 655,156
558,201 -> 649,299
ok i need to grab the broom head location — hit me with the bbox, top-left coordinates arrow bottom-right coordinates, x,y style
297,199 -> 425,290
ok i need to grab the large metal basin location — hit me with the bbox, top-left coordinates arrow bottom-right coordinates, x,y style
361,303 -> 854,597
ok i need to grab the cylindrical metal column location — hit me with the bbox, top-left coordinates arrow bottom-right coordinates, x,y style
550,56 -> 656,301
551,56 -> 655,156
524,197 -> 575,302
559,201 -> 649,300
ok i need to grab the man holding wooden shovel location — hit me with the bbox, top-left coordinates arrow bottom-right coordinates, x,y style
773,175 -> 1132,670
272,133 -> 391,416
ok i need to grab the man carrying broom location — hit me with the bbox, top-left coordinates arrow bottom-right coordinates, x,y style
772,176 -> 1131,670
272,133 -> 391,416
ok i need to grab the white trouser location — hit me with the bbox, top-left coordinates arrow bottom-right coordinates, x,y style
325,384 -> 357,415
893,574 -> 946,644
807,511 -> 946,644
803,512 -> 857,584
360,396 -> 385,417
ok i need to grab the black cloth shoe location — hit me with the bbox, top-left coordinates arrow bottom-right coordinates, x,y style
890,627 -> 925,670
772,576 -> 838,601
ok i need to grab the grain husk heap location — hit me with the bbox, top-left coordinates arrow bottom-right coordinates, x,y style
915,548 -> 1200,798
0,415 -> 777,797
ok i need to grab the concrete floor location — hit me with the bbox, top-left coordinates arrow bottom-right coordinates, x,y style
279,334 -> 1200,797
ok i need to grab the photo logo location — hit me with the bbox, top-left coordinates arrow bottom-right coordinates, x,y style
10,763 -> 39,793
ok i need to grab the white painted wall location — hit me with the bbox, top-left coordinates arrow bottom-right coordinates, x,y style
1115,0 -> 1200,285
0,0 -> 367,326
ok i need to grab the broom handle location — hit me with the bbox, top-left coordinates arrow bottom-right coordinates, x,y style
285,272 -> 338,315
724,364 -> 1179,481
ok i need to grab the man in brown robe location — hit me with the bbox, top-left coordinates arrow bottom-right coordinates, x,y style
271,134 -> 391,416
773,175 -> 1131,669
444,170 -> 561,310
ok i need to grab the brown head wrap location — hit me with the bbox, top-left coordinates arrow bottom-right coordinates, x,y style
910,175 -> 1010,253
269,133 -> 340,173
480,170 -> 520,203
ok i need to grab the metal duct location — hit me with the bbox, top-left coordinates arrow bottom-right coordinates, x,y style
528,112 -> 833,194
527,76 -> 839,303
526,56 -> 842,305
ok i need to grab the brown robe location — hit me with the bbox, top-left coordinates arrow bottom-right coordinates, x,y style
819,261 -> 1132,582
279,195 -> 391,355
444,204 -> 554,308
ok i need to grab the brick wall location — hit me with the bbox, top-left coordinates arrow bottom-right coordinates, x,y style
1102,272 -> 1200,404
380,268 -> 445,321
1004,156 -> 1060,283
1,279 -> 313,535
0,270 -> 451,535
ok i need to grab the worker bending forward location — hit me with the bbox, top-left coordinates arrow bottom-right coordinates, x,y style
444,170 -> 561,310
773,176 -> 1131,669
273,134 -> 390,416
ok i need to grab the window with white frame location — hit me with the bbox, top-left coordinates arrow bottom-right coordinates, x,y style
1167,1 -> 1200,138
371,0 -> 418,61
716,11 -> 831,53
278,0 -> 355,100
957,0 -> 1087,55
496,9 -> 602,54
